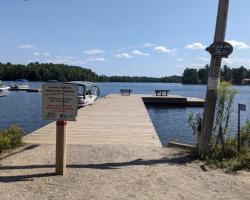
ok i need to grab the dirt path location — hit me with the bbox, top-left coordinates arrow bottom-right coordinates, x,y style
0,144 -> 249,200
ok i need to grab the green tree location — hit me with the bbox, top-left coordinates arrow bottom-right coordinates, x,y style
198,65 -> 209,84
221,65 -> 232,82
232,66 -> 247,84
182,68 -> 198,84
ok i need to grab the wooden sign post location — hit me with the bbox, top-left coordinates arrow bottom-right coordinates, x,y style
238,104 -> 246,152
42,83 -> 78,175
56,120 -> 67,175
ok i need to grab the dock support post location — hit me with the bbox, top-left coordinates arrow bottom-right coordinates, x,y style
56,120 -> 67,175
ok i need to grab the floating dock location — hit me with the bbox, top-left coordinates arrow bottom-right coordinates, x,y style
141,94 -> 204,107
24,94 -> 204,146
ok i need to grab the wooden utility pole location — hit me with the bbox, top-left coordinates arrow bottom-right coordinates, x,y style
198,0 -> 231,156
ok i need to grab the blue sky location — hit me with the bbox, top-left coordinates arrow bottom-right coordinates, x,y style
0,0 -> 250,77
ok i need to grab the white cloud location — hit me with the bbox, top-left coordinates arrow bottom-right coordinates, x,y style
86,57 -> 106,62
46,58 -> 86,65
43,52 -> 50,57
27,59 -> 35,63
18,44 -> 36,49
227,40 -> 250,49
222,58 -> 250,65
65,56 -> 78,60
33,52 -> 50,57
197,57 -> 210,62
131,50 -> 149,56
190,63 -> 205,68
116,45 -> 135,53
153,46 -> 177,55
33,52 -> 40,56
223,58 -> 234,65
177,63 -> 207,69
185,42 -> 206,50
141,43 -> 155,48
84,48 -> 105,55
116,53 -> 133,59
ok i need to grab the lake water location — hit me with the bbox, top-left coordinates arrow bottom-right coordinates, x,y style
0,81 -> 249,145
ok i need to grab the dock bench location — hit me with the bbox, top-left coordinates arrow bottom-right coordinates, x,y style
120,89 -> 132,96
155,90 -> 169,96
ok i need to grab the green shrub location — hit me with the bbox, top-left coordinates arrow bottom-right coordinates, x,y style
240,120 -> 250,148
187,82 -> 250,171
0,135 -> 11,151
204,121 -> 250,172
0,125 -> 24,152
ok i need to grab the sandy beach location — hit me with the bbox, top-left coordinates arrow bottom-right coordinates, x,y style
0,144 -> 249,200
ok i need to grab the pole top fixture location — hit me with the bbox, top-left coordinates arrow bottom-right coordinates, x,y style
206,41 -> 233,58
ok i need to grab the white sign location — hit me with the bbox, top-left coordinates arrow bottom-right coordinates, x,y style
208,77 -> 219,90
42,83 -> 78,121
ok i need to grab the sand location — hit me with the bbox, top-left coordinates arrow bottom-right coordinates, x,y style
0,144 -> 250,200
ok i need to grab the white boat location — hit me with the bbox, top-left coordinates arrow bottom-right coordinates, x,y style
66,81 -> 100,107
0,81 -> 10,97
10,79 -> 29,91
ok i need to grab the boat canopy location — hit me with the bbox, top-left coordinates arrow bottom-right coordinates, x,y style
66,81 -> 98,88
65,81 -> 100,97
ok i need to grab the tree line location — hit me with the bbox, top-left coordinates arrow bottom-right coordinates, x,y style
0,62 -> 182,83
98,75 -> 182,83
0,62 -> 249,84
182,65 -> 250,85
0,62 -> 98,82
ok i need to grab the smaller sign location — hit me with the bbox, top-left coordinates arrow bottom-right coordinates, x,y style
207,77 -> 219,90
43,83 -> 78,121
206,41 -> 233,58
239,104 -> 246,111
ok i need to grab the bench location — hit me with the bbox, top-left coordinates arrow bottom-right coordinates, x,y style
155,89 -> 169,96
120,89 -> 132,96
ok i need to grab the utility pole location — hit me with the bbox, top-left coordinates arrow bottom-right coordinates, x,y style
198,0 -> 232,156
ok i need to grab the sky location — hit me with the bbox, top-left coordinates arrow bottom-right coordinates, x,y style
0,0 -> 250,77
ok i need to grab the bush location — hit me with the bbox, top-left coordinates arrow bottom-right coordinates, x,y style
187,81 -> 250,171
0,126 -> 24,152
204,121 -> 250,172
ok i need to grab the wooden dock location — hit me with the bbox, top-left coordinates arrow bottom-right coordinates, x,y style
24,94 -> 204,146
24,94 -> 161,146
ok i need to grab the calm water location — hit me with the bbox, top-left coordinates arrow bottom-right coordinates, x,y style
0,81 -> 249,145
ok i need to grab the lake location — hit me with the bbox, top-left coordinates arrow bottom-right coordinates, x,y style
0,81 -> 249,145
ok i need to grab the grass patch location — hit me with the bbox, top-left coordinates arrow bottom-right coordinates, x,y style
204,121 -> 250,172
0,125 -> 24,153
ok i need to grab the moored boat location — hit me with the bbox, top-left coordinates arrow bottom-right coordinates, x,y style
65,81 -> 100,107
0,80 -> 10,97
10,79 -> 29,91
